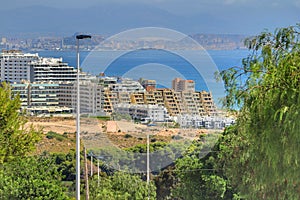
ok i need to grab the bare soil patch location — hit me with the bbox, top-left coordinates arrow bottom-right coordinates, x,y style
27,117 -> 216,153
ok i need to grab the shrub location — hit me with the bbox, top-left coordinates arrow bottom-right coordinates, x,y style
46,131 -> 65,142
124,134 -> 132,138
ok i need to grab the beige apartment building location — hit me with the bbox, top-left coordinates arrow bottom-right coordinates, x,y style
172,77 -> 195,92
10,73 -> 217,117
101,87 -> 216,117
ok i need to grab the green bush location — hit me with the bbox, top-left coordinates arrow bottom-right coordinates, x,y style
95,116 -> 111,121
124,134 -> 132,138
46,131 -> 65,142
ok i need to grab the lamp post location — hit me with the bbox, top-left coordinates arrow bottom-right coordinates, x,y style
76,34 -> 91,200
147,132 -> 150,200
89,152 -> 94,177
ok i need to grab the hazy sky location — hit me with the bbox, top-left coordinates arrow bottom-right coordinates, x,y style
2,0 -> 300,11
1,0 -> 299,36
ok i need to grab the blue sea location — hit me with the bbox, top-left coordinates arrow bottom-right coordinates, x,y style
33,49 -> 250,105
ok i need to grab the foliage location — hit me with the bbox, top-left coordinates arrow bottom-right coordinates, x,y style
111,112 -> 132,121
51,151 -> 76,182
94,116 -> 111,121
124,133 -> 133,138
46,131 -> 67,141
0,156 -> 69,199
0,82 -> 42,163
171,134 -> 237,200
171,135 -> 183,140
217,24 -> 300,199
125,141 -> 190,173
154,166 -> 177,200
89,171 -> 156,200
125,141 -> 167,153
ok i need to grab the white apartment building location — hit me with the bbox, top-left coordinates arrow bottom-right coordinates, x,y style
11,82 -> 29,107
30,57 -> 77,82
11,81 -> 72,115
0,50 -> 78,83
0,50 -> 38,83
114,103 -> 169,122
177,114 -> 235,129
109,78 -> 145,93
57,81 -> 75,108
64,79 -> 105,115
78,80 -> 103,114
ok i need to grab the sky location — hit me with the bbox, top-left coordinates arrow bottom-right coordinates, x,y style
1,0 -> 299,36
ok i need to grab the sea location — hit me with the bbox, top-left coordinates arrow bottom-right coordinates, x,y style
32,49 -> 250,106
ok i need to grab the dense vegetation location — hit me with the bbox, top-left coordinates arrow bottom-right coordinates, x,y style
216,24 -> 300,199
0,82 -> 42,163
0,82 -> 68,199
0,156 -> 69,199
0,24 -> 299,199
89,171 -> 156,199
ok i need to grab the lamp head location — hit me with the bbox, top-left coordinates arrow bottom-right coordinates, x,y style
76,34 -> 92,40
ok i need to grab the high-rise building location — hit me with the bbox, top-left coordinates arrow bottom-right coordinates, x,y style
30,57 -> 77,82
0,50 -> 77,83
0,50 -> 38,83
172,77 -> 195,92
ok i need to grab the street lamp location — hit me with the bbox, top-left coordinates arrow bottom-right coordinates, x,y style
147,132 -> 150,200
76,34 -> 91,200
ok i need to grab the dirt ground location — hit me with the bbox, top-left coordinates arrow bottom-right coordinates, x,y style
26,117 -> 76,134
27,117 -> 217,151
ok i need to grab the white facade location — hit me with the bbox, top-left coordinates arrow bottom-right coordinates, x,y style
114,103 -> 169,122
79,80 -> 103,114
68,80 -> 104,115
0,50 -> 38,83
0,50 -> 77,83
177,114 -> 235,129
110,78 -> 145,93
11,83 -> 29,107
57,81 -> 75,108
11,81 -> 72,115
30,57 -> 77,82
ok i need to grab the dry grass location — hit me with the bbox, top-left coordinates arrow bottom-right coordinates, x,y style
32,132 -> 75,155
27,117 -> 213,154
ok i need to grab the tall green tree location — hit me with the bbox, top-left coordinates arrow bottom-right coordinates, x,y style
218,24 -> 300,199
0,82 -> 42,163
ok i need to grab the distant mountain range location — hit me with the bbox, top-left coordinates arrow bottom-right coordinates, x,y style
60,33 -> 247,50
190,34 -> 247,50
0,2 -> 251,37
0,2 -> 250,50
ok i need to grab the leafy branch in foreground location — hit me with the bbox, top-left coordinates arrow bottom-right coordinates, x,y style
217,24 -> 300,199
0,82 -> 42,163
